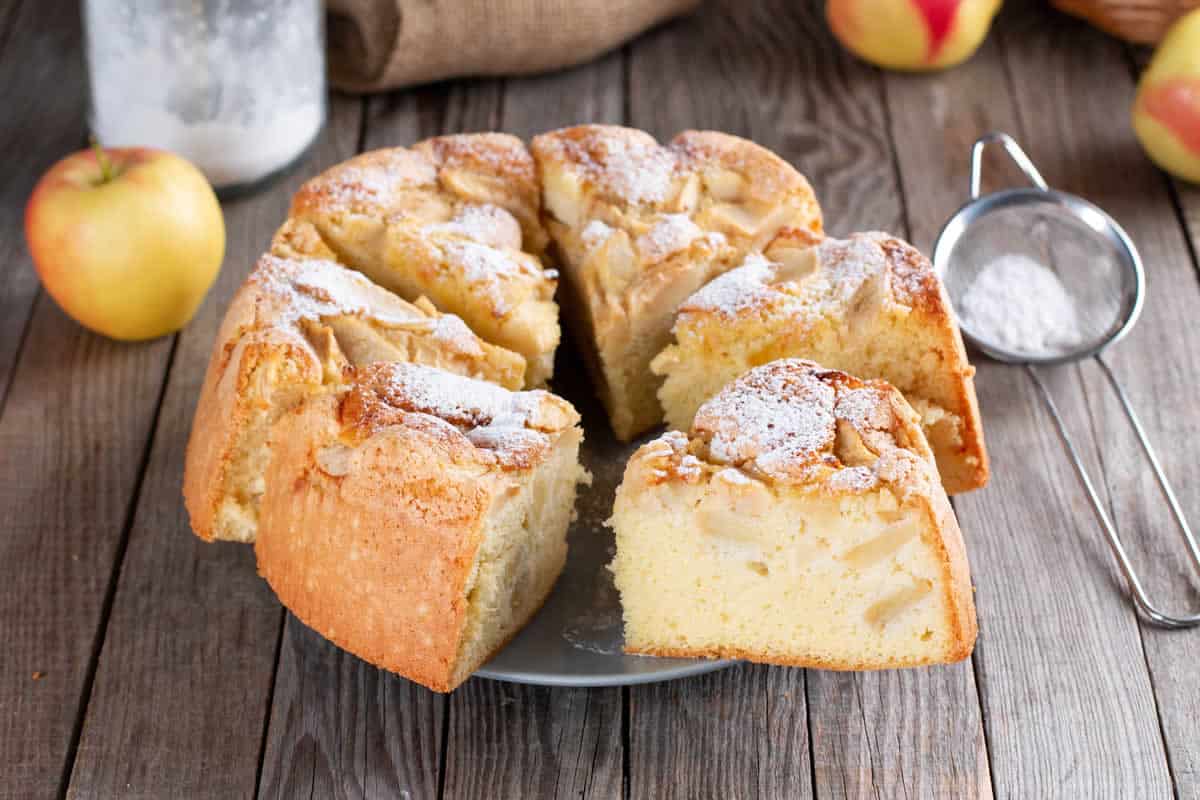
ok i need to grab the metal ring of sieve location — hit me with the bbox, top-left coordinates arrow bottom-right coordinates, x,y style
931,131 -> 1200,629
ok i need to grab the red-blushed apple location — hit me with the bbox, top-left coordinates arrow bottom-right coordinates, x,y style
1134,10 -> 1200,184
25,145 -> 224,341
826,0 -> 1001,71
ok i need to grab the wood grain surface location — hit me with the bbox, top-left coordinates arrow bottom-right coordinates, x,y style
61,95 -> 365,800
434,51 -> 631,800
884,4 -> 1179,796
0,3 -> 176,797
628,664 -> 811,800
1,0 -> 1197,797
0,0 -> 86,412
259,616 -> 445,800
443,679 -> 622,800
1124,32 -> 1200,800
626,2 -> 991,797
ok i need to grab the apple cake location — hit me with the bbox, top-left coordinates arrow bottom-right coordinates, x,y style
652,231 -> 988,494
183,229 -> 525,544
255,362 -> 589,692
610,359 -> 977,668
531,125 -> 823,440
289,133 -> 559,387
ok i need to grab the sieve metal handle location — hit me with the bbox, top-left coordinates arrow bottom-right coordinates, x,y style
970,131 -> 1049,200
1026,359 -> 1200,628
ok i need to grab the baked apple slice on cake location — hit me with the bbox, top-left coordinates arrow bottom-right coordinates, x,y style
652,231 -> 988,493
255,363 -> 589,692
531,125 -> 823,440
610,359 -> 977,668
290,133 -> 559,386
183,224 -> 525,544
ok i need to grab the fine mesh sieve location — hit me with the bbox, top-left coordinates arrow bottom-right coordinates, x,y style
932,132 -> 1200,628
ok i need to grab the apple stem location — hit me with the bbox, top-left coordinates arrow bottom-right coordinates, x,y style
90,138 -> 114,184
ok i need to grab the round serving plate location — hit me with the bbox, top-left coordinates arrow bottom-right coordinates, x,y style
476,345 -> 737,687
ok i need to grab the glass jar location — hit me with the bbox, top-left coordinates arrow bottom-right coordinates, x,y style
84,0 -> 326,196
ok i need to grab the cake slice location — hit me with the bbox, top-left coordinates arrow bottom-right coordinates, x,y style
531,125 -> 823,440
183,232 -> 525,543
652,231 -> 988,493
255,362 -> 589,692
610,359 -> 977,668
289,133 -> 559,386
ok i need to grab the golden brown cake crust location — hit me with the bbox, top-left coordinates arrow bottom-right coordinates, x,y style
287,135 -> 559,387
618,359 -> 977,667
254,363 -> 581,692
635,360 -> 937,494
339,362 -> 579,470
530,124 -> 824,440
660,231 -> 989,493
290,132 -> 546,255
182,233 -> 526,543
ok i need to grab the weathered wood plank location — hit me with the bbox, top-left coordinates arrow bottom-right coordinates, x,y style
628,0 -> 902,238
62,97 -> 364,799
628,664 -> 810,799
437,55 -> 627,800
1080,28 -> 1200,800
0,4 -> 179,797
258,617 -> 445,800
625,2 -> 990,797
0,0 -> 86,412
883,5 -> 1177,796
442,679 -> 622,800
807,667 -> 991,799
1178,184 -> 1200,260
257,83 -> 521,799
1145,156 -> 1200,800
0,303 -> 171,797
499,51 -> 624,140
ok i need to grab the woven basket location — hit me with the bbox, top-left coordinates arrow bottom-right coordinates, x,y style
1051,0 -> 1199,43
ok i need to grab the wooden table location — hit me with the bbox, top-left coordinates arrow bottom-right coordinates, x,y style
4,0 -> 1199,796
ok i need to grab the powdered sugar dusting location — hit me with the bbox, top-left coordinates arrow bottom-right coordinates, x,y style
827,465 -> 878,492
563,132 -> 679,204
366,362 -> 569,465
314,152 -> 437,210
687,359 -> 923,493
704,231 -> 728,248
693,359 -> 837,480
679,232 -> 937,325
714,467 -> 753,486
834,387 -> 892,430
680,252 -> 778,319
257,255 -> 426,328
437,239 -> 552,314
636,214 -> 704,263
427,314 -> 485,355
676,454 -> 704,481
384,362 -> 538,423
581,219 -> 614,249
247,254 -> 482,355
422,203 -> 521,250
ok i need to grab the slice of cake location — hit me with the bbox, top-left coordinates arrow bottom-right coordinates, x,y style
652,231 -> 988,493
610,359 -> 977,668
531,125 -> 823,440
255,362 -> 589,693
289,133 -> 559,386
182,235 -> 525,543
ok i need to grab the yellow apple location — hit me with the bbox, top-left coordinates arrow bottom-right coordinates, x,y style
1133,10 -> 1200,184
826,0 -> 1002,71
25,146 -> 225,341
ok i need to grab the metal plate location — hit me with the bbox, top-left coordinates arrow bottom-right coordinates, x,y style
476,334 -> 737,687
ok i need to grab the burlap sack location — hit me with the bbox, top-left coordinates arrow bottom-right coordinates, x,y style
327,0 -> 700,93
